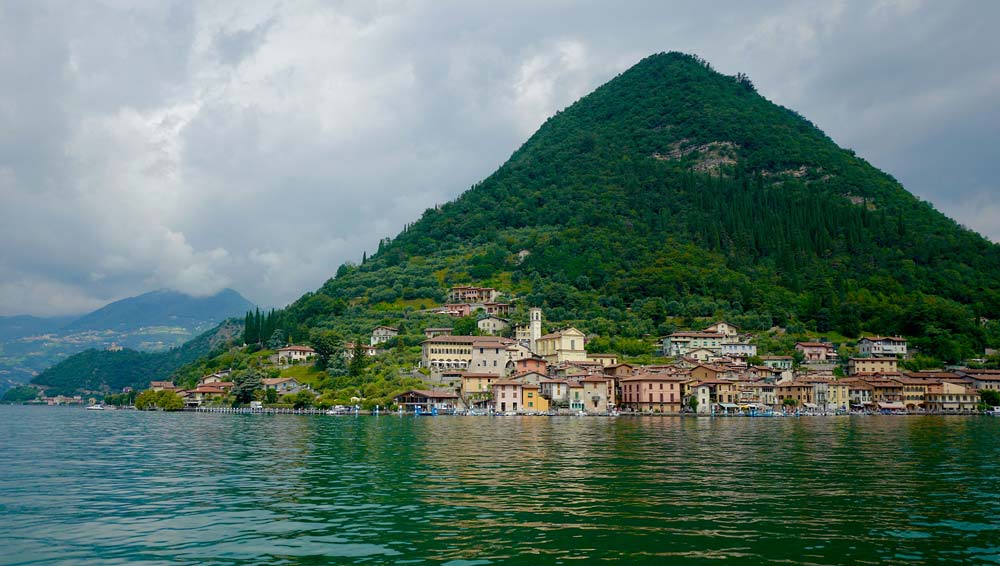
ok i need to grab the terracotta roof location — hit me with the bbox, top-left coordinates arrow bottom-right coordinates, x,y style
860,336 -> 907,342
422,335 -> 515,345
373,325 -> 399,332
669,332 -> 725,338
580,375 -> 610,382
849,357 -> 899,362
263,377 -> 298,385
401,389 -> 458,399
620,373 -> 689,382
461,373 -> 499,378
279,345 -> 316,353
796,342 -> 834,348
191,386 -> 225,394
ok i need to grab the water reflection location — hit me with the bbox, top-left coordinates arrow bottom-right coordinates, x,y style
1,407 -> 999,564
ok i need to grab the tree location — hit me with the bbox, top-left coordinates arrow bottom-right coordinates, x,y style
2,386 -> 38,403
687,395 -> 699,413
264,388 -> 279,404
266,329 -> 286,350
980,389 -> 1000,407
231,368 -> 264,405
349,341 -> 369,377
283,390 -> 315,409
326,352 -> 348,377
310,329 -> 342,370
452,316 -> 478,336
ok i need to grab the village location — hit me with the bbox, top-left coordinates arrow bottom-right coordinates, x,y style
80,284 -> 993,417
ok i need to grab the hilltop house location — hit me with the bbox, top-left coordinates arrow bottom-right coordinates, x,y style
477,315 -> 509,336
663,332 -> 725,357
703,321 -> 740,337
262,377 -> 307,395
447,286 -> 498,303
276,345 -> 316,364
370,325 -> 399,346
857,336 -> 907,358
795,342 -> 837,362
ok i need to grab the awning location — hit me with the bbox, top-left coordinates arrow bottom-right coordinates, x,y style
718,403 -> 740,409
803,403 -> 818,408
878,402 -> 906,410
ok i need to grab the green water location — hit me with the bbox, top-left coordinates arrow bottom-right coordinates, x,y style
1,405 -> 998,564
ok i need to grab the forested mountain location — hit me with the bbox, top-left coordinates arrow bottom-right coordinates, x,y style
30,320 -> 242,395
31,51 -> 1000,398
269,52 -> 998,363
0,288 -> 254,387
63,289 -> 254,332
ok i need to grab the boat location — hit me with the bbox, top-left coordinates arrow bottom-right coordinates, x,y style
86,404 -> 106,411
986,406 -> 1000,416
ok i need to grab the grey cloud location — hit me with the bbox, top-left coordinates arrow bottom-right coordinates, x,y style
0,0 -> 997,316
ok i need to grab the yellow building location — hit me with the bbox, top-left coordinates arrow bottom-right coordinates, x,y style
534,328 -> 587,363
848,357 -> 899,376
827,382 -> 851,410
521,384 -> 550,412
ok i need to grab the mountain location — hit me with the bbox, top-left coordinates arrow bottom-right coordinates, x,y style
0,288 -> 255,386
33,52 -> 1000,399
30,319 -> 243,395
289,52 -> 999,362
63,288 -> 254,332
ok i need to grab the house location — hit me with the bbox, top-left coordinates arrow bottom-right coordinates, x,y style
586,353 -> 619,367
689,380 -> 740,414
424,327 -> 452,338
604,363 -> 634,378
925,382 -> 979,413
514,356 -> 548,376
776,381 -> 816,410
539,379 -> 570,406
827,382 -> 851,411
959,370 -> 1000,391
895,377 -> 929,410
199,373 -> 233,387
447,286 -> 498,303
568,382 -> 586,411
795,342 -> 837,362
703,321 -> 740,337
721,342 -> 757,358
619,373 -> 686,413
690,364 -> 726,382
460,373 -> 499,407
521,384 -> 549,412
857,376 -> 904,404
534,327 -> 587,363
491,379 -> 524,413
370,325 -> 399,346
663,332 -> 725,357
185,385 -> 227,405
858,336 -> 907,358
848,357 -> 899,376
477,315 -> 509,336
343,342 -> 378,360
394,390 -> 459,413
438,303 -> 472,317
760,356 -> 793,370
686,347 -> 717,363
276,345 -> 317,364
480,302 -> 511,316
740,381 -> 777,408
149,381 -> 175,392
263,377 -> 305,395
580,376 -> 614,414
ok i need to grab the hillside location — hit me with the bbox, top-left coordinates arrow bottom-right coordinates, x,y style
63,288 -> 254,332
0,288 -> 255,387
30,320 -> 243,395
39,52 -> 1000,400
283,52 -> 999,363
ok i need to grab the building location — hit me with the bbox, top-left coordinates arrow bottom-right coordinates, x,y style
394,390 -> 459,413
534,327 -> 587,364
528,308 -> 543,353
424,327 -> 452,338
776,381 -> 816,410
858,336 -> 907,358
262,377 -> 305,395
848,357 -> 899,376
925,382 -> 979,413
580,376 -> 614,414
420,335 -> 516,374
703,321 -> 740,337
895,377 -> 929,410
276,345 -> 317,364
827,382 -> 851,411
795,342 -> 837,362
514,356 -> 548,376
568,382 -> 585,411
521,384 -> 549,412
480,302 -> 510,316
960,370 -> 1000,391
619,373 -> 686,413
663,332 -> 725,357
477,315 -> 510,336
438,303 -> 472,317
604,363 -> 634,378
447,286 -> 498,303
491,379 -> 524,413
760,356 -> 794,370
370,325 -> 399,346
586,353 -> 619,367
539,379 -> 570,406
721,342 -> 757,359
686,347 -> 717,363
343,342 -> 378,360
690,380 -> 740,414
149,381 -> 175,392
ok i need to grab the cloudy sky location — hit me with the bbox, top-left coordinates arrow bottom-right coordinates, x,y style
1,0 -> 998,316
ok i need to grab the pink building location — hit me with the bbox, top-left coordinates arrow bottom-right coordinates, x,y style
795,342 -> 837,362
619,373 -> 687,413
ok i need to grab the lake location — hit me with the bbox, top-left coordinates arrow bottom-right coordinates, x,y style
1,405 -> 998,564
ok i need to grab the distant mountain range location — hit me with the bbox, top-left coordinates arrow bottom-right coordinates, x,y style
0,288 -> 254,388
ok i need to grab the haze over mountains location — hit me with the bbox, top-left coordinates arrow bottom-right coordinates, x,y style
0,289 -> 254,388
